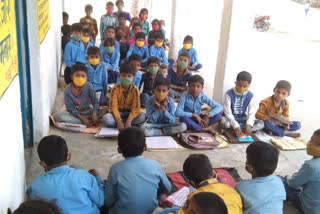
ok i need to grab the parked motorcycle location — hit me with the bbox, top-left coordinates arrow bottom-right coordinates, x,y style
254,16 -> 270,32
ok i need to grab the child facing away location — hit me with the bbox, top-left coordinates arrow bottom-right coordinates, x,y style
64,23 -> 87,84
81,28 -> 94,55
167,52 -> 192,99
235,141 -> 286,214
149,32 -> 169,71
105,127 -> 171,214
55,63 -> 103,127
255,80 -> 301,138
99,26 -> 120,54
178,35 -> 202,72
100,1 -> 116,41
27,135 -> 104,214
126,32 -> 149,68
142,77 -> 187,136
127,23 -> 148,46
282,129 -> 320,214
61,24 -> 71,53
139,8 -> 150,37
175,75 -> 223,132
148,19 -> 162,46
79,4 -> 98,41
86,46 -> 108,106
101,38 -> 120,84
114,0 -> 131,24
140,57 -> 164,107
220,71 -> 264,137
179,154 -> 242,214
129,53 -> 142,88
102,62 -> 146,129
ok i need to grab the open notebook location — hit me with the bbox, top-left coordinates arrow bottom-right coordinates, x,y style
146,136 -> 183,150
95,127 -> 119,137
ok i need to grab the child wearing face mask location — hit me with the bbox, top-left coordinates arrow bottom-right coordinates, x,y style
220,71 -> 264,137
100,1 -> 116,41
81,28 -> 94,57
141,77 -> 187,137
126,32 -> 149,68
139,8 -> 150,37
113,0 -> 131,25
127,23 -> 148,46
149,32 -> 168,73
54,63 -> 102,127
101,38 -> 120,84
178,35 -> 202,72
148,19 -> 162,46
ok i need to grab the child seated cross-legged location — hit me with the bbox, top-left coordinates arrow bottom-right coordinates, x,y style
105,127 -> 171,214
235,141 -> 286,214
255,80 -> 301,138
149,32 -> 169,72
102,62 -> 146,129
175,75 -> 223,132
129,53 -> 143,88
179,154 -> 242,214
281,129 -> 320,214
101,37 -> 120,84
100,26 -> 120,56
167,52 -> 192,99
27,135 -> 104,214
140,57 -> 164,107
220,71 -> 264,137
54,63 -> 102,127
178,35 -> 202,72
86,46 -> 108,106
141,77 -> 187,136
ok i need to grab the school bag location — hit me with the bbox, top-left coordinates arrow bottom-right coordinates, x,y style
179,132 -> 219,150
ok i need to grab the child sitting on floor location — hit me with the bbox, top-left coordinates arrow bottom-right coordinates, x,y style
86,46 -> 108,106
255,80 -> 301,138
126,32 -> 149,68
101,38 -> 120,84
127,23 -> 148,46
117,12 -> 130,38
142,77 -> 187,136
148,19 -> 162,46
102,62 -> 146,129
175,75 -> 223,131
61,24 -> 71,53
167,52 -> 192,99
127,16 -> 140,38
100,26 -> 120,54
220,71 -> 264,137
105,127 -> 171,214
129,53 -> 142,88
282,129 -> 320,214
149,32 -> 168,72
54,63 -> 102,127
140,57 -> 164,107
180,154 -> 242,214
27,135 -> 104,214
82,28 -> 94,56
178,35 -> 202,72
9,199 -> 62,214
235,141 -> 285,214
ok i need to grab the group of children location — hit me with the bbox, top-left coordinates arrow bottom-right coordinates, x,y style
22,127 -> 320,214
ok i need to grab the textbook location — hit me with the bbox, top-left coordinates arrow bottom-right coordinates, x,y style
271,115 -> 293,125
146,136 -> 183,150
96,127 -> 119,137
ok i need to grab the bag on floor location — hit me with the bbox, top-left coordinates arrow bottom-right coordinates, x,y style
179,132 -> 219,150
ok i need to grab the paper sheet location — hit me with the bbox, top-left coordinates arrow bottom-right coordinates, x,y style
97,127 -> 119,137
146,136 -> 183,149
165,186 -> 190,207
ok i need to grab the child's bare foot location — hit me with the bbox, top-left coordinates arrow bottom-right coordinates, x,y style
284,131 -> 301,138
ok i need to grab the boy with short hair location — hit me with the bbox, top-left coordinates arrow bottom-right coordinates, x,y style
114,0 -> 131,23
140,57 -> 163,107
80,4 -> 98,41
149,32 -> 168,70
64,23 -> 87,84
221,71 -> 264,137
62,12 -> 69,25
181,154 -> 242,214
126,32 -> 149,67
102,63 -> 146,129
142,77 -> 187,136
256,80 -> 301,138
100,1 -> 116,40
167,52 -> 192,99
100,26 -> 120,54
9,199 -> 62,214
127,23 -> 148,46
86,46 -> 108,106
117,12 -> 130,37
61,24 -> 71,52
54,63 -> 100,127
27,135 -> 104,214
283,129 -> 320,214
178,35 -> 202,71
82,28 -> 94,55
148,19 -> 162,46
105,127 -> 171,214
101,37 -> 120,84
175,75 -> 223,131
235,141 -> 286,214
129,53 -> 142,87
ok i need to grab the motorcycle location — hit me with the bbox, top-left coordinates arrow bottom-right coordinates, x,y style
254,15 -> 270,32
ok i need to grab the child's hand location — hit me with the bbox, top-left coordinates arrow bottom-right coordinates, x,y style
153,99 -> 161,111
116,120 -> 125,129
200,115 -> 210,128
125,118 -> 132,128
244,125 -> 252,135
283,124 -> 289,130
235,127 -> 242,137
161,98 -> 169,111
272,119 -> 283,126
92,113 -> 99,126
83,118 -> 93,127
192,113 -> 202,124
106,66 -> 110,70
88,169 -> 99,176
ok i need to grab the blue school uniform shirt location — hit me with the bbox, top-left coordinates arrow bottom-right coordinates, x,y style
101,50 -> 120,72
133,72 -> 142,88
114,11 -> 131,26
175,91 -> 223,118
126,43 -> 149,63
167,65 -> 191,87
27,165 -> 104,214
149,44 -> 168,66
235,176 -> 286,214
64,37 -> 87,67
100,14 -> 116,40
287,157 -> 320,214
105,156 -> 171,214
146,96 -> 176,124
84,40 -> 95,57
99,41 -> 120,54
86,62 -> 108,93
178,47 -> 199,66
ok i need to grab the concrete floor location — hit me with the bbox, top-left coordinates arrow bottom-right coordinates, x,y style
24,83 -> 318,214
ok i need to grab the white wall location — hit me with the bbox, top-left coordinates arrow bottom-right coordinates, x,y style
0,78 -> 25,213
27,0 -> 62,142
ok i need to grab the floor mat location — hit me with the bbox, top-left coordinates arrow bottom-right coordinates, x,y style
271,137 -> 307,150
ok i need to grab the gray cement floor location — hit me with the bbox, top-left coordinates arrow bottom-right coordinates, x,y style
25,83 -> 317,214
